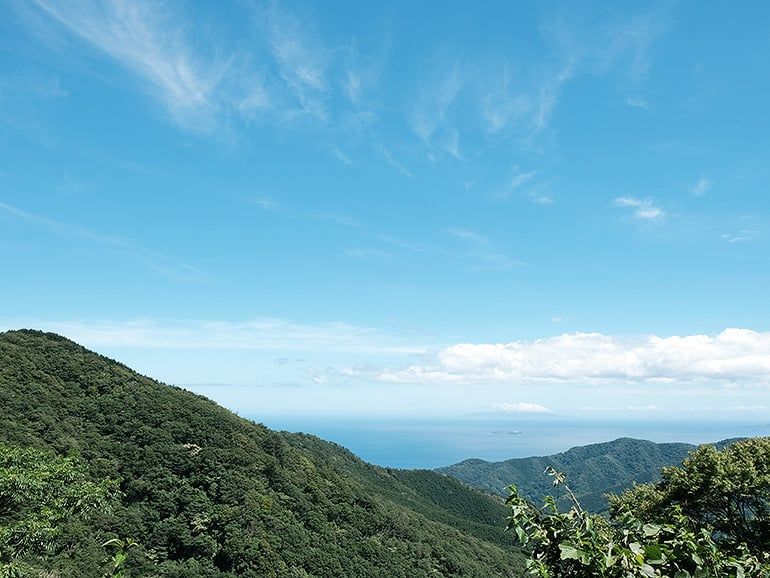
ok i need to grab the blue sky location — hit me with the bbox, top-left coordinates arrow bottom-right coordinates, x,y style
2,0 -> 770,420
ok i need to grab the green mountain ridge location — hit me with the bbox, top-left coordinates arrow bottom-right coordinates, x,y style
437,436 -> 740,512
0,329 -> 525,577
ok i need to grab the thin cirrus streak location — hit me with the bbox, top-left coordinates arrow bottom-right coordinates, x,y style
0,318 -> 432,355
0,200 -> 205,282
25,0 -> 229,133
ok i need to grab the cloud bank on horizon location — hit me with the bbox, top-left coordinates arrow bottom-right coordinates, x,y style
361,328 -> 770,386
3,320 -> 769,388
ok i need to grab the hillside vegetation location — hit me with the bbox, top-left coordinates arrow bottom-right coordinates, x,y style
507,439 -> 770,576
439,437 -> 726,512
0,329 -> 525,577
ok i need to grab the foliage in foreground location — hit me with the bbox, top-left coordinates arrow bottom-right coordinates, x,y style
0,445 -> 117,577
507,440 -> 770,577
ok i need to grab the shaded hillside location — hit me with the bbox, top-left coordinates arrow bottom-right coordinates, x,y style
438,437 -> 701,512
0,330 -> 524,577
282,433 -> 514,548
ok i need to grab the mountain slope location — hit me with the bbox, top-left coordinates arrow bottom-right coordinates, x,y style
438,437 -> 701,512
0,330 -> 524,577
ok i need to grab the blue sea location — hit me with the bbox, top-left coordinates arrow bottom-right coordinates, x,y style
254,415 -> 770,470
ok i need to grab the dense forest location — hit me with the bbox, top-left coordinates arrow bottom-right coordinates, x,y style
506,438 -> 770,576
0,329 -> 526,577
439,437 -> 735,512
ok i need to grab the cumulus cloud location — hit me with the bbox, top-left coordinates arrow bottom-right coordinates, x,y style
361,329 -> 770,385
614,196 -> 664,220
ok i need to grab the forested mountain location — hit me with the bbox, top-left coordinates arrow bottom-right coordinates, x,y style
0,330 -> 525,577
438,437 -> 729,512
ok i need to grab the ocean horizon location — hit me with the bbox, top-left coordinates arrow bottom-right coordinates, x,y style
254,415 -> 770,470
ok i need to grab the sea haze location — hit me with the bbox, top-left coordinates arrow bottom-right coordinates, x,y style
255,416 -> 770,470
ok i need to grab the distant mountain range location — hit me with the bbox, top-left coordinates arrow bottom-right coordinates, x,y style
437,436 -> 737,512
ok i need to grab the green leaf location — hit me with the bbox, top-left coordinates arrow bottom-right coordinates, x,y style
644,543 -> 663,565
559,544 -> 582,560
642,523 -> 661,537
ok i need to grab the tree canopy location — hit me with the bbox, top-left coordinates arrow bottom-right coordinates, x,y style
507,439 -> 770,577
0,445 -> 116,577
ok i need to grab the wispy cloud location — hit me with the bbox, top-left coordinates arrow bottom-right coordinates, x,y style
510,170 -> 537,190
342,248 -> 391,258
379,146 -> 414,177
0,200 -> 204,281
603,10 -> 669,89
24,0 -> 233,134
0,317 -> 429,355
343,68 -> 362,106
472,252 -> 524,271
332,147 -> 354,165
614,196 -> 665,220
721,230 -> 760,243
526,178 -> 557,205
251,196 -> 281,212
446,228 -> 488,244
530,193 -> 554,205
479,65 -> 529,134
348,328 -> 770,386
495,169 -> 537,199
691,178 -> 711,196
489,401 -> 553,414
410,61 -> 464,156
531,65 -> 575,136
625,96 -> 651,110
446,227 -> 523,270
263,1 -> 328,122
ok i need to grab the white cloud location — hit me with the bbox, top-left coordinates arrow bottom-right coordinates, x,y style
342,248 -> 390,258
625,96 -> 651,110
379,146 -> 414,177
473,252 -> 524,271
480,65 -> 529,134
410,62 -> 464,153
363,329 -> 770,386
252,196 -> 280,211
489,401 -> 552,414
264,2 -> 329,121
614,196 -> 664,220
343,69 -> 362,106
0,200 -> 204,281
26,0 -> 233,134
530,193 -> 554,205
447,228 -> 487,244
691,178 -> 711,196
721,230 -> 760,243
495,169 -> 537,199
332,147 -> 354,165
531,65 -> 575,136
603,11 -> 668,88
510,171 -> 537,190
0,318 -> 429,355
